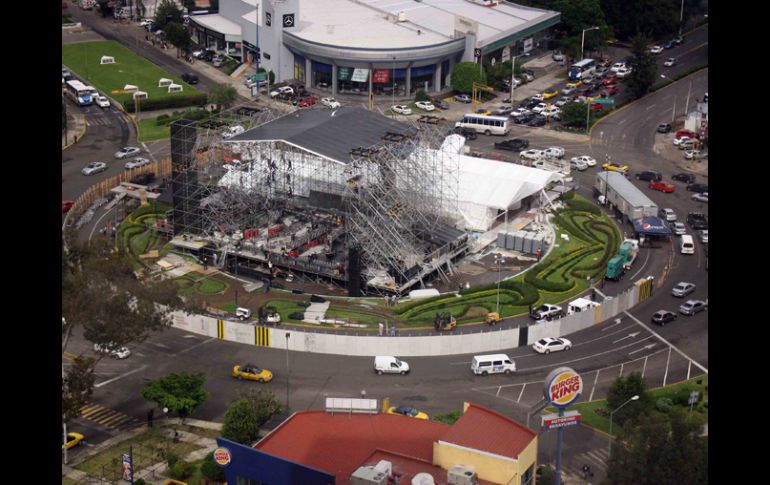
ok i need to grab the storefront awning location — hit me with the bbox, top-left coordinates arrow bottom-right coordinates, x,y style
632,217 -> 672,236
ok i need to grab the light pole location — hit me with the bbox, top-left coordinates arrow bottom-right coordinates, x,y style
660,74 -> 677,123
581,26 -> 599,61
285,332 -> 291,414
509,55 -> 516,107
494,254 -> 505,314
608,395 -> 639,456
392,56 -> 396,118
679,0 -> 685,36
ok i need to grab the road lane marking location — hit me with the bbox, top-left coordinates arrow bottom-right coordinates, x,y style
623,310 -> 708,373
178,337 -> 216,355
589,370 -> 600,401
645,104 -> 657,110
663,346 -> 673,386
629,246 -> 651,280
613,332 -> 640,344
629,343 -> 656,355
95,365 -> 148,388
517,384 -> 526,403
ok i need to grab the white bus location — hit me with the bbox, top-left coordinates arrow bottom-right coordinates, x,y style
455,114 -> 510,136
65,79 -> 94,106
569,58 -> 596,81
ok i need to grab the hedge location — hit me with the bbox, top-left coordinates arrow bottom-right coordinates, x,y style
564,198 -> 601,215
124,92 -> 208,113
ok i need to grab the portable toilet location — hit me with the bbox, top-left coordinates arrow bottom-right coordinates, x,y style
100,55 -> 115,64
133,91 -> 148,100
168,83 -> 183,93
158,77 -> 172,88
124,84 -> 138,93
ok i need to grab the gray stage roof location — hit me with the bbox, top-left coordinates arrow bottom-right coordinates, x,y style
229,107 -> 417,164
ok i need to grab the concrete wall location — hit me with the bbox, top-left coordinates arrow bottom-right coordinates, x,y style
433,440 -> 520,485
169,291 -> 638,356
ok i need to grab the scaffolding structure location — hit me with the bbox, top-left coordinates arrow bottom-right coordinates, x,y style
168,105 -> 465,295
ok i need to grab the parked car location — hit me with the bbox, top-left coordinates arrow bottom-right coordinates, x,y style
686,183 -> 708,193
232,363 -> 273,382
569,158 -> 588,171
555,97 -> 571,107
691,192 -> 708,203
561,85 -> 576,95
124,157 -> 151,169
532,103 -> 548,114
96,95 -> 111,108
602,84 -> 619,96
649,180 -> 675,193
610,62 -> 626,73
552,51 -> 565,62
674,36 -> 685,45
531,93 -> 545,102
684,150 -> 706,160
636,170 -> 662,182
532,337 -> 572,354
454,126 -> 477,140
671,282 -> 696,298
527,115 -> 547,127
270,86 -> 294,98
615,66 -> 632,77
62,432 -> 85,450
672,172 -> 696,183
663,57 -> 676,67
415,101 -> 435,111
180,72 -> 198,84
494,138 -> 529,151
494,105 -> 514,116
511,107 -> 531,117
387,405 -> 429,420
513,112 -> 535,124
454,94 -> 472,103
321,97 -> 340,108
544,146 -> 565,159
542,106 -> 561,118
520,149 -> 545,160
658,207 -> 676,221
672,136 -> 690,147
676,129 -> 696,139
679,300 -> 707,316
298,95 -> 318,107
650,45 -> 664,54
93,342 -> 131,359
698,229 -> 708,244
678,138 -> 700,150
114,147 -> 141,159
432,98 -> 449,110
542,89 -> 559,99
657,122 -> 672,133
602,162 -> 629,172
391,105 -> 412,115
671,221 -> 687,235
651,310 -> 678,326
571,155 -> 596,167
686,212 -> 708,230
530,303 -> 563,320
82,161 -> 107,176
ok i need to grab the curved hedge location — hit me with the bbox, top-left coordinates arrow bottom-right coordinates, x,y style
124,92 -> 208,113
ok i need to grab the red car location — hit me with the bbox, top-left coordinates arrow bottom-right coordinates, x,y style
676,129 -> 696,139
62,200 -> 74,213
298,96 -> 318,107
604,84 -> 619,95
602,75 -> 618,85
649,181 -> 675,193
590,102 -> 604,112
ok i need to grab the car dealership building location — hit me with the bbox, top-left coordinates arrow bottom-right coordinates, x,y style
188,0 -> 560,96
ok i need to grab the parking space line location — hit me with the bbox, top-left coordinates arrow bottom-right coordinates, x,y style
588,370 -> 600,402
623,311 -> 708,373
95,365 -> 148,389
663,346 -> 672,387
516,383 -> 526,403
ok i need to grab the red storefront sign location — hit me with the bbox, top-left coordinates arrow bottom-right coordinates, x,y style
373,69 -> 391,83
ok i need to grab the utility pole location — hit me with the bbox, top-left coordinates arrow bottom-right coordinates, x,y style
509,55 -> 516,106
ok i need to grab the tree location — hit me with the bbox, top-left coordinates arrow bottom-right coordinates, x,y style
201,451 -> 227,482
558,101 -> 593,129
164,21 -> 192,57
606,372 -> 653,426
208,84 -> 238,110
221,399 -> 261,445
239,388 -> 284,427
625,34 -> 658,99
414,89 -> 430,102
140,373 -> 209,418
154,0 -> 184,32
552,0 -> 610,56
605,409 -> 707,485
62,356 -> 96,422
450,61 -> 487,94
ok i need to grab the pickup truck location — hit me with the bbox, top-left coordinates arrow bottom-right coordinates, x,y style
530,303 -> 564,320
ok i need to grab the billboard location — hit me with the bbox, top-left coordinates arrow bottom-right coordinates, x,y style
542,411 -> 582,431
373,69 -> 391,83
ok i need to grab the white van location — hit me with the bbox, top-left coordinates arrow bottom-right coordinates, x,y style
680,234 -> 695,254
471,354 -> 516,376
374,356 -> 410,375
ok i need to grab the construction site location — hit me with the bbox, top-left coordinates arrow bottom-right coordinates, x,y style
166,105 -> 562,296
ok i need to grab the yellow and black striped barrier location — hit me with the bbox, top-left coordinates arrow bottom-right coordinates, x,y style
255,326 -> 271,347
217,319 -> 225,339
635,276 -> 654,302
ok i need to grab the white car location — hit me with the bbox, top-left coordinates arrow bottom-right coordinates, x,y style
610,62 -> 626,73
81,161 -> 107,176
571,155 -> 596,167
269,86 -> 294,98
561,86 -> 576,95
542,107 -> 561,119
415,101 -> 435,111
684,150 -> 706,160
671,221 -> 687,235
569,158 -> 588,171
94,342 -> 131,359
544,146 -> 565,158
321,97 -> 340,108
222,125 -> 245,139
392,105 -> 412,115
650,45 -> 664,54
555,97 -> 570,107
691,192 -> 708,203
96,95 -> 111,108
124,157 -> 151,169
672,136 -> 689,147
663,57 -> 676,67
192,48 -> 206,59
659,208 -> 676,221
615,66 -> 633,77
114,147 -> 141,159
531,93 -> 544,102
698,229 -> 708,244
520,149 -> 544,161
532,102 -> 548,114
532,337 -> 572,354
511,107 -> 531,117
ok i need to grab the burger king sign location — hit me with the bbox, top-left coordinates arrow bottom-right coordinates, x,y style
213,447 -> 232,466
544,367 -> 583,408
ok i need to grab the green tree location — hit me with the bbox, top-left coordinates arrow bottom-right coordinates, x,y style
221,399 -> 261,445
201,451 -> 227,482
239,388 -> 284,427
450,61 -> 487,94
414,89 -> 430,102
62,356 -> 96,423
164,21 -> 192,57
208,84 -> 238,110
606,409 -> 707,485
606,372 -> 653,426
552,0 -> 609,56
140,373 -> 209,418
625,34 -> 658,99
558,101 -> 593,129
154,0 -> 184,32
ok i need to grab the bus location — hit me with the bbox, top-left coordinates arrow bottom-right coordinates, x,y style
569,58 -> 596,81
66,80 -> 94,106
455,114 -> 510,136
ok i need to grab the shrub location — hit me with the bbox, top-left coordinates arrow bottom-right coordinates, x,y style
169,461 -> 195,480
201,451 -> 226,481
564,198 -> 601,215
165,449 -> 179,467
124,92 -> 208,113
414,89 -> 430,102
297,301 -> 311,308
656,397 -> 674,412
310,295 -> 326,303
288,312 -> 304,320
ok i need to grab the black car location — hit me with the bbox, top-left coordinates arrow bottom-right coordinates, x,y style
454,127 -> 477,140
651,310 -> 678,326
527,115 -> 547,127
432,98 -> 449,110
686,183 -> 708,193
635,170 -> 662,182
672,172 -> 695,183
520,99 -> 539,109
657,123 -> 672,133
686,212 -> 708,230
514,112 -> 535,124
129,172 -> 155,185
181,72 -> 199,84
202,50 -> 216,62
494,138 -> 529,151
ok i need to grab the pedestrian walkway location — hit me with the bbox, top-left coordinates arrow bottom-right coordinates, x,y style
63,103 -> 88,150
78,402 -> 140,431
564,447 -> 609,484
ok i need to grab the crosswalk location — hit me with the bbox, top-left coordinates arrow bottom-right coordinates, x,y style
565,447 -> 608,483
86,115 -> 112,127
79,402 -> 139,431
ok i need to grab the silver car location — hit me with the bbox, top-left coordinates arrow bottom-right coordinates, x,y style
671,282 -> 696,297
679,300 -> 707,316
698,230 -> 708,244
114,146 -> 141,159
671,222 -> 686,235
81,161 -> 107,176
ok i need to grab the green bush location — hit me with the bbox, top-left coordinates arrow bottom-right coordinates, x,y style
310,295 -> 326,303
561,189 -> 576,200
165,449 -> 179,467
656,397 -> 674,412
565,198 -> 601,215
288,312 -> 305,320
124,92 -> 208,113
169,460 -> 195,480
297,301 -> 311,308
201,452 -> 226,481
414,89 -> 430,102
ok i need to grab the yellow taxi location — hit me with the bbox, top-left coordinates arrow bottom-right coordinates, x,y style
62,432 -> 84,450
601,162 -> 629,172
542,89 -> 559,99
566,81 -> 582,88
387,405 -> 429,420
233,363 -> 273,382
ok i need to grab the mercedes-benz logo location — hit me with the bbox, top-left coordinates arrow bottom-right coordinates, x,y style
266,12 -> 271,26
283,14 -> 294,27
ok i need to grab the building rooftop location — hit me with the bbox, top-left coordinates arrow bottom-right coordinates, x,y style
189,13 -> 242,36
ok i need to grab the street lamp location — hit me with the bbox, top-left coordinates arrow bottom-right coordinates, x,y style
494,254 -> 505,314
660,74 -> 678,124
285,332 -> 291,414
509,55 -> 517,107
581,26 -> 600,61
679,0 -> 685,37
608,395 -> 639,456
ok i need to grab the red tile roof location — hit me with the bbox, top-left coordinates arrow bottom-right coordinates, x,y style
439,403 -> 537,458
254,411 -> 450,482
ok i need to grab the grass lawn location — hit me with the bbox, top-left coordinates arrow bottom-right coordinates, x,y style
137,117 -> 172,142
62,40 -> 201,106
177,273 -> 228,296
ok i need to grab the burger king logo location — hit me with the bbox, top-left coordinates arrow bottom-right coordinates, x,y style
544,367 -> 583,408
213,447 -> 231,466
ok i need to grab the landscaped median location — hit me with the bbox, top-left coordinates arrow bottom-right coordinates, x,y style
62,40 -> 207,112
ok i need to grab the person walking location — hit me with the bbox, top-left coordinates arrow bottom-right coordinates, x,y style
378,322 -> 384,336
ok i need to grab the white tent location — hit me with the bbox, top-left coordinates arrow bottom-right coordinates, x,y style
158,77 -> 172,87
100,55 -> 115,64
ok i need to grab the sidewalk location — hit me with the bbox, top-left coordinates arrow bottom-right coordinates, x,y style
62,104 -> 88,151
